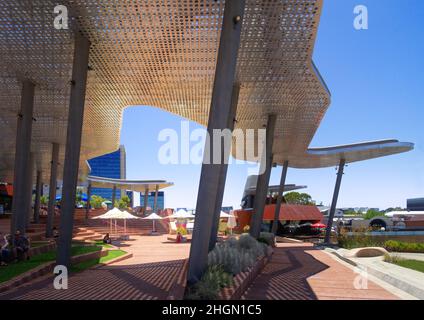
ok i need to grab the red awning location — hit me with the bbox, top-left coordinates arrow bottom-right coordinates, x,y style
262,204 -> 323,222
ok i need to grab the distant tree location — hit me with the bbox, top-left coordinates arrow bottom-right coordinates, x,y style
284,192 -> 315,206
363,209 -> 382,220
40,195 -> 48,206
90,195 -> 107,209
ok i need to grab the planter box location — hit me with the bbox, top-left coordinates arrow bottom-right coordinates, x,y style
219,247 -> 273,300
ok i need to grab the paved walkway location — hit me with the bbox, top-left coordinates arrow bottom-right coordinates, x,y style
242,243 -> 400,300
0,235 -> 190,300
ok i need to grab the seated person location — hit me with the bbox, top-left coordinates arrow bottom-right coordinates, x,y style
52,227 -> 59,238
0,233 -> 11,266
13,230 -> 30,261
103,233 -> 112,244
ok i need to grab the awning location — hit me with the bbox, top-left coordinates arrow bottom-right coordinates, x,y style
262,204 -> 323,222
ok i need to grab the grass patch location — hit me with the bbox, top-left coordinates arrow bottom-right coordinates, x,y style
94,240 -> 113,249
0,246 -> 101,284
30,241 -> 51,248
384,254 -> 424,273
70,250 -> 127,273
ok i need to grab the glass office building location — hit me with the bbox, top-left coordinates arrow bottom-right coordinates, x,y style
88,145 -> 126,201
140,191 -> 165,211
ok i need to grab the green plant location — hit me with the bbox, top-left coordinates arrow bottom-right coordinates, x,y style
90,195 -> 107,209
40,195 -> 48,206
383,253 -> 404,264
185,265 -> 233,300
258,232 -> 275,246
363,209 -> 382,220
337,229 -> 382,249
384,240 -> 424,253
284,192 -> 315,205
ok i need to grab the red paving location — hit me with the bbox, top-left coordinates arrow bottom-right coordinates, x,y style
242,243 -> 399,300
0,235 -> 190,300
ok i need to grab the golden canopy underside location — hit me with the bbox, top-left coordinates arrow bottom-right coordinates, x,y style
7,0 -> 404,184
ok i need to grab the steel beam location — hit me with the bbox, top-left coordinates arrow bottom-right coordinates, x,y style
324,158 -> 346,244
249,114 -> 277,239
271,160 -> 289,234
46,143 -> 59,238
11,80 -> 35,235
143,188 -> 149,213
153,184 -> 159,212
187,0 -> 246,284
208,83 -> 240,252
56,34 -> 90,267
33,170 -> 42,224
25,153 -> 35,227
86,183 -> 91,220
112,185 -> 117,206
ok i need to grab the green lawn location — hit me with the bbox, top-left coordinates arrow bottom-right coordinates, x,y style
30,241 -> 51,248
93,240 -> 113,248
391,259 -> 424,273
70,250 -> 127,273
0,246 -> 101,284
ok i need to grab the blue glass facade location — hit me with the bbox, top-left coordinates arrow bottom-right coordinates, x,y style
140,191 -> 165,210
88,146 -> 125,201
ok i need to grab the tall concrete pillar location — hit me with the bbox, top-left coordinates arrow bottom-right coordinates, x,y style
85,183 -> 91,220
187,0 -> 246,284
271,160 -> 289,234
33,170 -> 42,224
46,143 -> 59,237
56,34 -> 90,267
143,188 -> 149,213
11,80 -> 35,235
153,184 -> 159,212
324,158 -> 346,244
249,114 -> 277,239
111,185 -> 117,206
26,153 -> 35,228
208,83 -> 240,251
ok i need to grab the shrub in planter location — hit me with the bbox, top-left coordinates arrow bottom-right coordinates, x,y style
258,232 -> 275,247
185,265 -> 233,300
384,240 -> 424,253
208,244 -> 242,275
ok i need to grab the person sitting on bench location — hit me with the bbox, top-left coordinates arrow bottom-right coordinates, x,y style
0,233 -> 11,266
13,230 -> 30,261
103,233 -> 112,244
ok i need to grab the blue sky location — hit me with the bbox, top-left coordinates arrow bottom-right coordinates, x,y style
120,0 -> 424,210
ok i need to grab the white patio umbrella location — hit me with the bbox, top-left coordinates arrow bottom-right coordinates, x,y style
166,209 -> 195,219
227,212 -> 237,235
220,211 -> 231,218
142,212 -> 162,233
121,210 -> 140,234
92,207 -> 139,235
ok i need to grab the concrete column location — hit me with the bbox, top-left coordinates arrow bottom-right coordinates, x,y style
208,83 -> 240,251
249,114 -> 277,239
143,188 -> 149,214
56,34 -> 90,267
26,153 -> 35,228
11,80 -> 35,235
33,170 -> 42,224
111,185 -> 116,206
187,0 -> 246,284
324,159 -> 346,244
153,184 -> 159,212
46,143 -> 59,238
271,160 -> 289,234
85,183 -> 91,220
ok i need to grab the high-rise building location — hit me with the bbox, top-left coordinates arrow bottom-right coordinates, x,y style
88,145 -> 126,201
140,191 -> 165,211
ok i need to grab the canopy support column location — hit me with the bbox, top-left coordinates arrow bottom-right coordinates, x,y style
250,114 -> 277,239
11,79 -> 35,235
46,143 -> 59,238
324,158 -> 346,244
271,160 -> 289,235
33,170 -> 42,224
208,83 -> 240,252
143,188 -> 149,214
153,184 -> 159,212
187,0 -> 246,284
56,34 -> 90,267
85,183 -> 91,220
26,153 -> 35,228
112,185 -> 116,206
